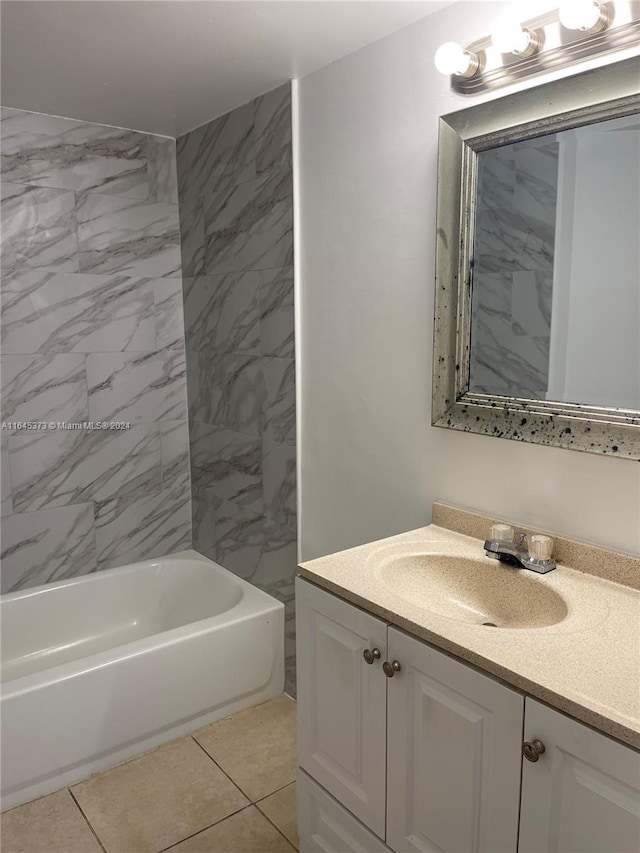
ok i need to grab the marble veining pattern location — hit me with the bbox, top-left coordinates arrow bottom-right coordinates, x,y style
154,278 -> 186,351
471,137 -> 559,399
1,107 -> 177,203
87,349 -> 187,424
262,439 -> 296,531
177,200 -> 205,277
191,485 -> 218,559
0,502 -> 97,593
160,419 -> 191,494
263,357 -> 296,445
1,432 -> 12,518
1,108 -> 190,590
187,351 -> 264,434
255,87 -> 292,175
203,170 -> 293,275
183,272 -> 260,354
176,101 -> 255,204
146,136 -> 178,204
76,192 -> 181,278
1,181 -> 79,271
1,270 -> 156,353
95,487 -> 191,570
1,107 -> 147,197
212,354 -> 266,436
177,83 -> 296,695
259,267 -> 295,358
9,424 -> 162,513
190,422 -> 263,513
1,353 -> 88,425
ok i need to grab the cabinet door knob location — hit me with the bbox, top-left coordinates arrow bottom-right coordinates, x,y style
363,647 -> 381,665
383,660 -> 401,677
522,738 -> 546,762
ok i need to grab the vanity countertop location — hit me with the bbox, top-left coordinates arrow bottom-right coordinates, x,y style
298,524 -> 640,750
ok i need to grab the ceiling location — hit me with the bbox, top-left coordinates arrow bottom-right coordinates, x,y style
1,0 -> 452,137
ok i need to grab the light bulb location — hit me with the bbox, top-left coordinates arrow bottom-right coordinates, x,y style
491,20 -> 531,54
490,14 -> 543,58
434,41 -> 479,77
559,0 -> 610,32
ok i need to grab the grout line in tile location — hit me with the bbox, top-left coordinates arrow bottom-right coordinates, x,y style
190,731 -> 297,806
189,734 -> 253,801
255,779 -> 297,804
67,787 -> 108,853
156,803 -> 254,853
254,798 -> 298,852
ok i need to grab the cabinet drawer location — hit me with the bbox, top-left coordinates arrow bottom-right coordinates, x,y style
298,769 -> 390,853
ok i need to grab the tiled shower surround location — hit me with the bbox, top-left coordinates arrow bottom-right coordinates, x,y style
0,108 -> 191,593
0,84 -> 297,694
176,84 -> 297,695
470,136 -> 559,399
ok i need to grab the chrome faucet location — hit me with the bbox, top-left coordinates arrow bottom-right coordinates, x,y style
484,530 -> 557,574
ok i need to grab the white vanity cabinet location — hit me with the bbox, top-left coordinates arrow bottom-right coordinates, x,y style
297,577 -> 640,853
296,576 -> 388,837
296,578 -> 523,853
519,698 -> 640,853
385,626 -> 523,853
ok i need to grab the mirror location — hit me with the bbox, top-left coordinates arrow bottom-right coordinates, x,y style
433,57 -> 640,460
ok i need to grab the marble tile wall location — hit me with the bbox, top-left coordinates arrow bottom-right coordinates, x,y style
0,108 -> 191,592
470,137 -> 559,399
176,84 -> 297,695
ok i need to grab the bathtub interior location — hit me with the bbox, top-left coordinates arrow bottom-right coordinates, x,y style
1,551 -> 247,683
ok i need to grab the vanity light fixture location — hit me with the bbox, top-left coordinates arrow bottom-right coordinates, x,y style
558,0 -> 610,32
434,1 -> 639,93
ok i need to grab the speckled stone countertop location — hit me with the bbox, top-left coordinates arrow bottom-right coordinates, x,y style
298,518 -> 640,750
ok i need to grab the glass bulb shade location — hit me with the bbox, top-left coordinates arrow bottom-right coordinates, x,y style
491,20 -> 531,54
434,41 -> 473,75
559,0 -> 604,30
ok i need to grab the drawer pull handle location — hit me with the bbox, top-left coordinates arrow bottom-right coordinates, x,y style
363,648 -> 381,665
523,738 -> 546,762
383,660 -> 401,677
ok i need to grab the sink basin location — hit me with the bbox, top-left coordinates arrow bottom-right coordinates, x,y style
377,553 -> 569,628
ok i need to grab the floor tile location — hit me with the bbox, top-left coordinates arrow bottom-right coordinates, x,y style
193,696 -> 297,802
165,805 -> 294,853
256,782 -> 300,850
71,736 -> 248,853
0,788 -> 102,853
257,782 -> 298,850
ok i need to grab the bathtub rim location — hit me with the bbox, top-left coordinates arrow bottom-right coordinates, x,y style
1,549 -> 284,694
1,548 -> 241,603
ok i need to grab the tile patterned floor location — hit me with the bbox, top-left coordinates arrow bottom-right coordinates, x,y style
1,695 -> 298,853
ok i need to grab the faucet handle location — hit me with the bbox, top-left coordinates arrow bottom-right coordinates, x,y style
490,523 -> 513,542
529,534 -> 554,562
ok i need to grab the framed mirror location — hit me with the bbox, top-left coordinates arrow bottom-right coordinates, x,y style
433,57 -> 640,460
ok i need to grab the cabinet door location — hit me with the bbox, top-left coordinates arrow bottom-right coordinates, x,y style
296,578 -> 388,838
519,698 -> 640,853
386,627 -> 523,853
298,769 -> 390,853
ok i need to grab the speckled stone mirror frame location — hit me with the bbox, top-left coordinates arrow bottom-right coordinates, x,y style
432,57 -> 640,461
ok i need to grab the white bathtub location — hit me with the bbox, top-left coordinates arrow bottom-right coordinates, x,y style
0,550 -> 284,809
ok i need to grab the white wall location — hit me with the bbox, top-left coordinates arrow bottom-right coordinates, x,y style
297,0 -> 640,560
549,120 -> 640,409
